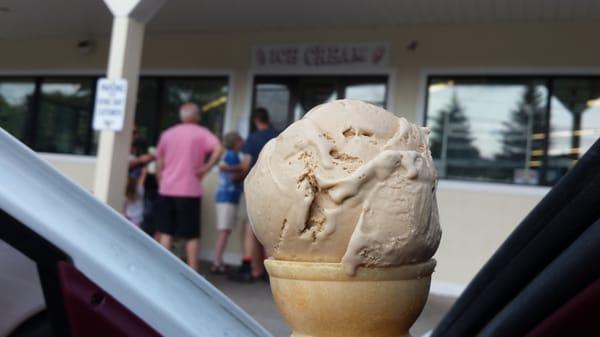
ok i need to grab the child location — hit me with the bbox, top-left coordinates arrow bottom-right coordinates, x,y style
124,168 -> 146,227
212,132 -> 244,273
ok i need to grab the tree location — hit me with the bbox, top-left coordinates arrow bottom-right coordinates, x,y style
429,93 -> 480,177
496,84 -> 546,170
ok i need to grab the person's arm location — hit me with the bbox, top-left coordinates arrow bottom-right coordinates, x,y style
225,157 -> 246,181
240,154 -> 252,176
155,158 -> 164,185
197,142 -> 224,179
138,167 -> 147,186
128,153 -> 154,168
155,135 -> 165,185
229,170 -> 245,182
128,156 -> 140,168
225,154 -> 252,182
219,162 -> 243,172
139,153 -> 155,165
136,173 -> 145,198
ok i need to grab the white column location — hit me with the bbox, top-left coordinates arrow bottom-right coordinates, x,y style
93,17 -> 144,208
95,0 -> 166,209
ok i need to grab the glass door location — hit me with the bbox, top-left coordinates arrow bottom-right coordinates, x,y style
252,75 -> 387,132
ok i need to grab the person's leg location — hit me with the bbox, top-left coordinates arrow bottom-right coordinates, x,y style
140,184 -> 157,237
213,203 -> 232,268
156,196 -> 175,250
242,220 -> 265,278
229,198 -> 258,282
159,233 -> 172,250
250,229 -> 265,278
243,221 -> 255,258
185,238 -> 199,271
229,222 -> 255,282
176,196 -> 202,271
213,230 -> 231,267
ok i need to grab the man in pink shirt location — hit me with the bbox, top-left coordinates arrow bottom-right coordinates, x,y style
155,103 -> 223,270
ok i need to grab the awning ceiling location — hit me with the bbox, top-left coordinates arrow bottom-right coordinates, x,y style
0,0 -> 599,38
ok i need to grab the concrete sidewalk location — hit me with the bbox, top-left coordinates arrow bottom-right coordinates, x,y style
198,263 -> 455,337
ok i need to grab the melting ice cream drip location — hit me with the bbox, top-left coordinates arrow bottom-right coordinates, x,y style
314,149 -> 426,274
295,118 -> 334,169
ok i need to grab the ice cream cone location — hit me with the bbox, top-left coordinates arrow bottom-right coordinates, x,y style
265,259 -> 436,337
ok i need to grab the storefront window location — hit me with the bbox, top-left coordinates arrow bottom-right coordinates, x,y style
426,76 -> 600,186
345,83 -> 387,107
160,78 -> 228,139
0,76 -> 229,155
135,78 -> 160,146
134,77 -> 228,146
0,79 -> 35,142
34,78 -> 94,154
547,78 -> 600,184
254,83 -> 291,132
253,75 -> 387,131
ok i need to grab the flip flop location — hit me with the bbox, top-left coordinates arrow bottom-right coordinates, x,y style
210,264 -> 228,274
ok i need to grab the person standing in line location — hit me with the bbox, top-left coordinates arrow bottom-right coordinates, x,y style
123,167 -> 146,227
155,103 -> 224,271
129,126 -> 154,179
230,108 -> 278,282
211,132 -> 245,274
128,127 -> 159,240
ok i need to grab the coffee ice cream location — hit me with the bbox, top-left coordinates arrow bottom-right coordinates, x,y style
245,100 -> 441,275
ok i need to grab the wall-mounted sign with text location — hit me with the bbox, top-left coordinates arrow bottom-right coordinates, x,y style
93,78 -> 128,132
253,43 -> 390,69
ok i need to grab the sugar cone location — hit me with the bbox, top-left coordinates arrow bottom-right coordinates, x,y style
265,259 -> 435,337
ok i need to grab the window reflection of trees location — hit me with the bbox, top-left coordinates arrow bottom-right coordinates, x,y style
427,77 -> 600,186
495,84 -> 547,182
429,93 -> 481,179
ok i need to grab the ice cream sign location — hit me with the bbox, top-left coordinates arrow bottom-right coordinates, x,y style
253,43 -> 390,68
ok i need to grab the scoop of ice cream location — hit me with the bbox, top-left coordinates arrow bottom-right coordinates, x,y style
245,100 -> 441,275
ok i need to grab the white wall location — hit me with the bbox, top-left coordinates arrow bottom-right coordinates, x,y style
4,20 -> 598,286
39,154 -> 97,192
435,182 -> 548,284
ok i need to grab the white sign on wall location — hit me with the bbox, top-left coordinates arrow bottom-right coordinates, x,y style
93,78 -> 128,131
253,43 -> 390,69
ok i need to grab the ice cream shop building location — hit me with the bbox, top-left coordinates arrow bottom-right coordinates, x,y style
2,0 -> 600,293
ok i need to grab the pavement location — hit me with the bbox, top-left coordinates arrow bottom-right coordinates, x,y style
197,262 -> 455,337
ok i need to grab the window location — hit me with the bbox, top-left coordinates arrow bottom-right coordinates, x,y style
547,78 -> 600,184
0,79 -> 35,142
135,77 -> 229,146
35,78 -> 94,154
344,83 -> 387,106
134,79 -> 160,147
254,83 -> 291,133
0,76 -> 229,155
160,78 -> 228,139
425,76 -> 600,186
253,75 -> 388,131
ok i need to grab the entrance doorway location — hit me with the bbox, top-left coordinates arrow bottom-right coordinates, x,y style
252,75 -> 388,131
